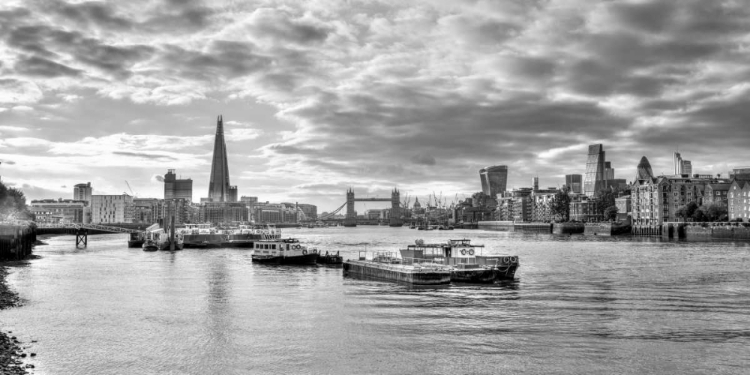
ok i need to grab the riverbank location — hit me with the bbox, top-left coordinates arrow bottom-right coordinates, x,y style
0,266 -> 31,374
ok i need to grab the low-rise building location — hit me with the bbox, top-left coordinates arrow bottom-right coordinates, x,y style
202,202 -> 248,224
30,199 -> 87,223
728,180 -> 750,222
531,188 -> 557,222
705,183 -> 731,207
569,195 -> 601,222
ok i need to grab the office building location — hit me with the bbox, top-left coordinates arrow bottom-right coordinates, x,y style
635,156 -> 654,181
479,165 -> 508,197
91,194 -> 134,224
298,204 -> 318,220
682,160 -> 693,176
164,169 -> 193,202
208,115 -> 232,202
532,177 -> 539,191
73,182 -> 93,204
604,162 -> 615,180
584,144 -> 606,197
565,174 -> 583,194
201,202 -> 248,223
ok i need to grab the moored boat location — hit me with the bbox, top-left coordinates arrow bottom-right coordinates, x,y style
128,232 -> 145,248
251,238 -> 319,265
399,239 -> 519,283
179,224 -> 281,248
343,251 -> 451,285
142,239 -> 158,252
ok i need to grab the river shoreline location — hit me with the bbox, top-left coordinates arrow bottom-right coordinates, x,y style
0,266 -> 32,374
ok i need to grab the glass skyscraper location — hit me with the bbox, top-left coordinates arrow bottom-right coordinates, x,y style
584,144 -> 605,197
479,165 -> 508,197
565,174 -> 582,194
208,115 -> 231,202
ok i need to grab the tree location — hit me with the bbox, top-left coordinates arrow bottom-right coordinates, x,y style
550,186 -> 571,222
595,188 -> 617,218
702,202 -> 728,222
676,201 -> 699,222
603,205 -> 619,221
0,181 -> 31,220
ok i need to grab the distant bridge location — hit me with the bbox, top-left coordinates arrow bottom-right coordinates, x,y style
35,223 -> 144,234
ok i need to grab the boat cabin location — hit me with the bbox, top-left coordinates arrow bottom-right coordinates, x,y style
399,238 -> 489,267
252,238 -> 316,258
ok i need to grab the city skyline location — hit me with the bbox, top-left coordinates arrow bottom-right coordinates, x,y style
2,1 -> 750,212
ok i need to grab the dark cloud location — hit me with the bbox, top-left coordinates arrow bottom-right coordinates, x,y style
43,1 -> 133,30
159,41 -> 271,80
1,160 -> 16,165
410,154 -> 436,166
143,0 -> 213,32
14,56 -> 82,77
113,151 -> 177,161
247,8 -> 332,45
152,174 -> 165,182
5,24 -> 153,77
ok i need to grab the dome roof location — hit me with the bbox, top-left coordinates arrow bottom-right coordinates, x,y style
636,156 -> 654,180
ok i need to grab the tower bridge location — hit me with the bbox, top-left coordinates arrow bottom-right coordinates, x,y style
344,188 -> 402,227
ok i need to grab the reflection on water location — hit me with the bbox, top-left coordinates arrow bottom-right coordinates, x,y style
2,228 -> 750,375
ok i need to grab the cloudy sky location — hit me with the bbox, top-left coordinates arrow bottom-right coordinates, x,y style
1,0 -> 749,211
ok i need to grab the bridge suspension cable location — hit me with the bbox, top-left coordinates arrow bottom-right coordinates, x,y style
318,202 -> 347,219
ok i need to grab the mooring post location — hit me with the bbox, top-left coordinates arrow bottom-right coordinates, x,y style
76,228 -> 88,248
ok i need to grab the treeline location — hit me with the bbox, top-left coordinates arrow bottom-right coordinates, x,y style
0,181 -> 32,221
676,201 -> 729,222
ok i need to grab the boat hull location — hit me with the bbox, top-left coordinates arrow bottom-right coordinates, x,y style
128,240 -> 144,248
450,265 -> 518,283
316,255 -> 343,265
343,260 -> 451,285
142,245 -> 158,252
158,242 -> 184,251
252,253 -> 318,265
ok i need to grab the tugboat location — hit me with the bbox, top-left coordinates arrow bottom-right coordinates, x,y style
251,238 -> 319,265
317,250 -> 343,265
399,239 -> 519,283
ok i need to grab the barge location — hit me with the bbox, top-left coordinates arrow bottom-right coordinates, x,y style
179,224 -> 281,248
343,252 -> 451,285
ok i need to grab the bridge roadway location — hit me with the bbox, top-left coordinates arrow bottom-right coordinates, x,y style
35,223 -> 143,234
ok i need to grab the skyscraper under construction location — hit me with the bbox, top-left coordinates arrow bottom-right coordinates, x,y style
208,115 -> 236,202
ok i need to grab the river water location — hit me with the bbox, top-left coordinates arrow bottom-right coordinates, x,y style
2,227 -> 749,374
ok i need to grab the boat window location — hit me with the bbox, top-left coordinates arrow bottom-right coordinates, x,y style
272,244 -> 276,249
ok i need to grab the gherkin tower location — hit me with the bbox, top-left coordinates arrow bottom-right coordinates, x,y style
208,115 -> 230,202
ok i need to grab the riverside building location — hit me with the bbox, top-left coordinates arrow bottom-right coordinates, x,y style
91,194 -> 134,224
73,182 -> 93,204
164,169 -> 193,202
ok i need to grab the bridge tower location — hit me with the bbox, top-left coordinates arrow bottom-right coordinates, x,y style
390,188 -> 403,227
344,188 -> 357,227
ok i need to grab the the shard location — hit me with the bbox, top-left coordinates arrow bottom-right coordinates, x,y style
208,115 -> 231,202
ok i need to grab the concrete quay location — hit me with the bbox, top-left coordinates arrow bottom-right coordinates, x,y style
0,224 -> 35,261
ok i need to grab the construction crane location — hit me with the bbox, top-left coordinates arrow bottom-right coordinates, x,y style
125,180 -> 137,197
